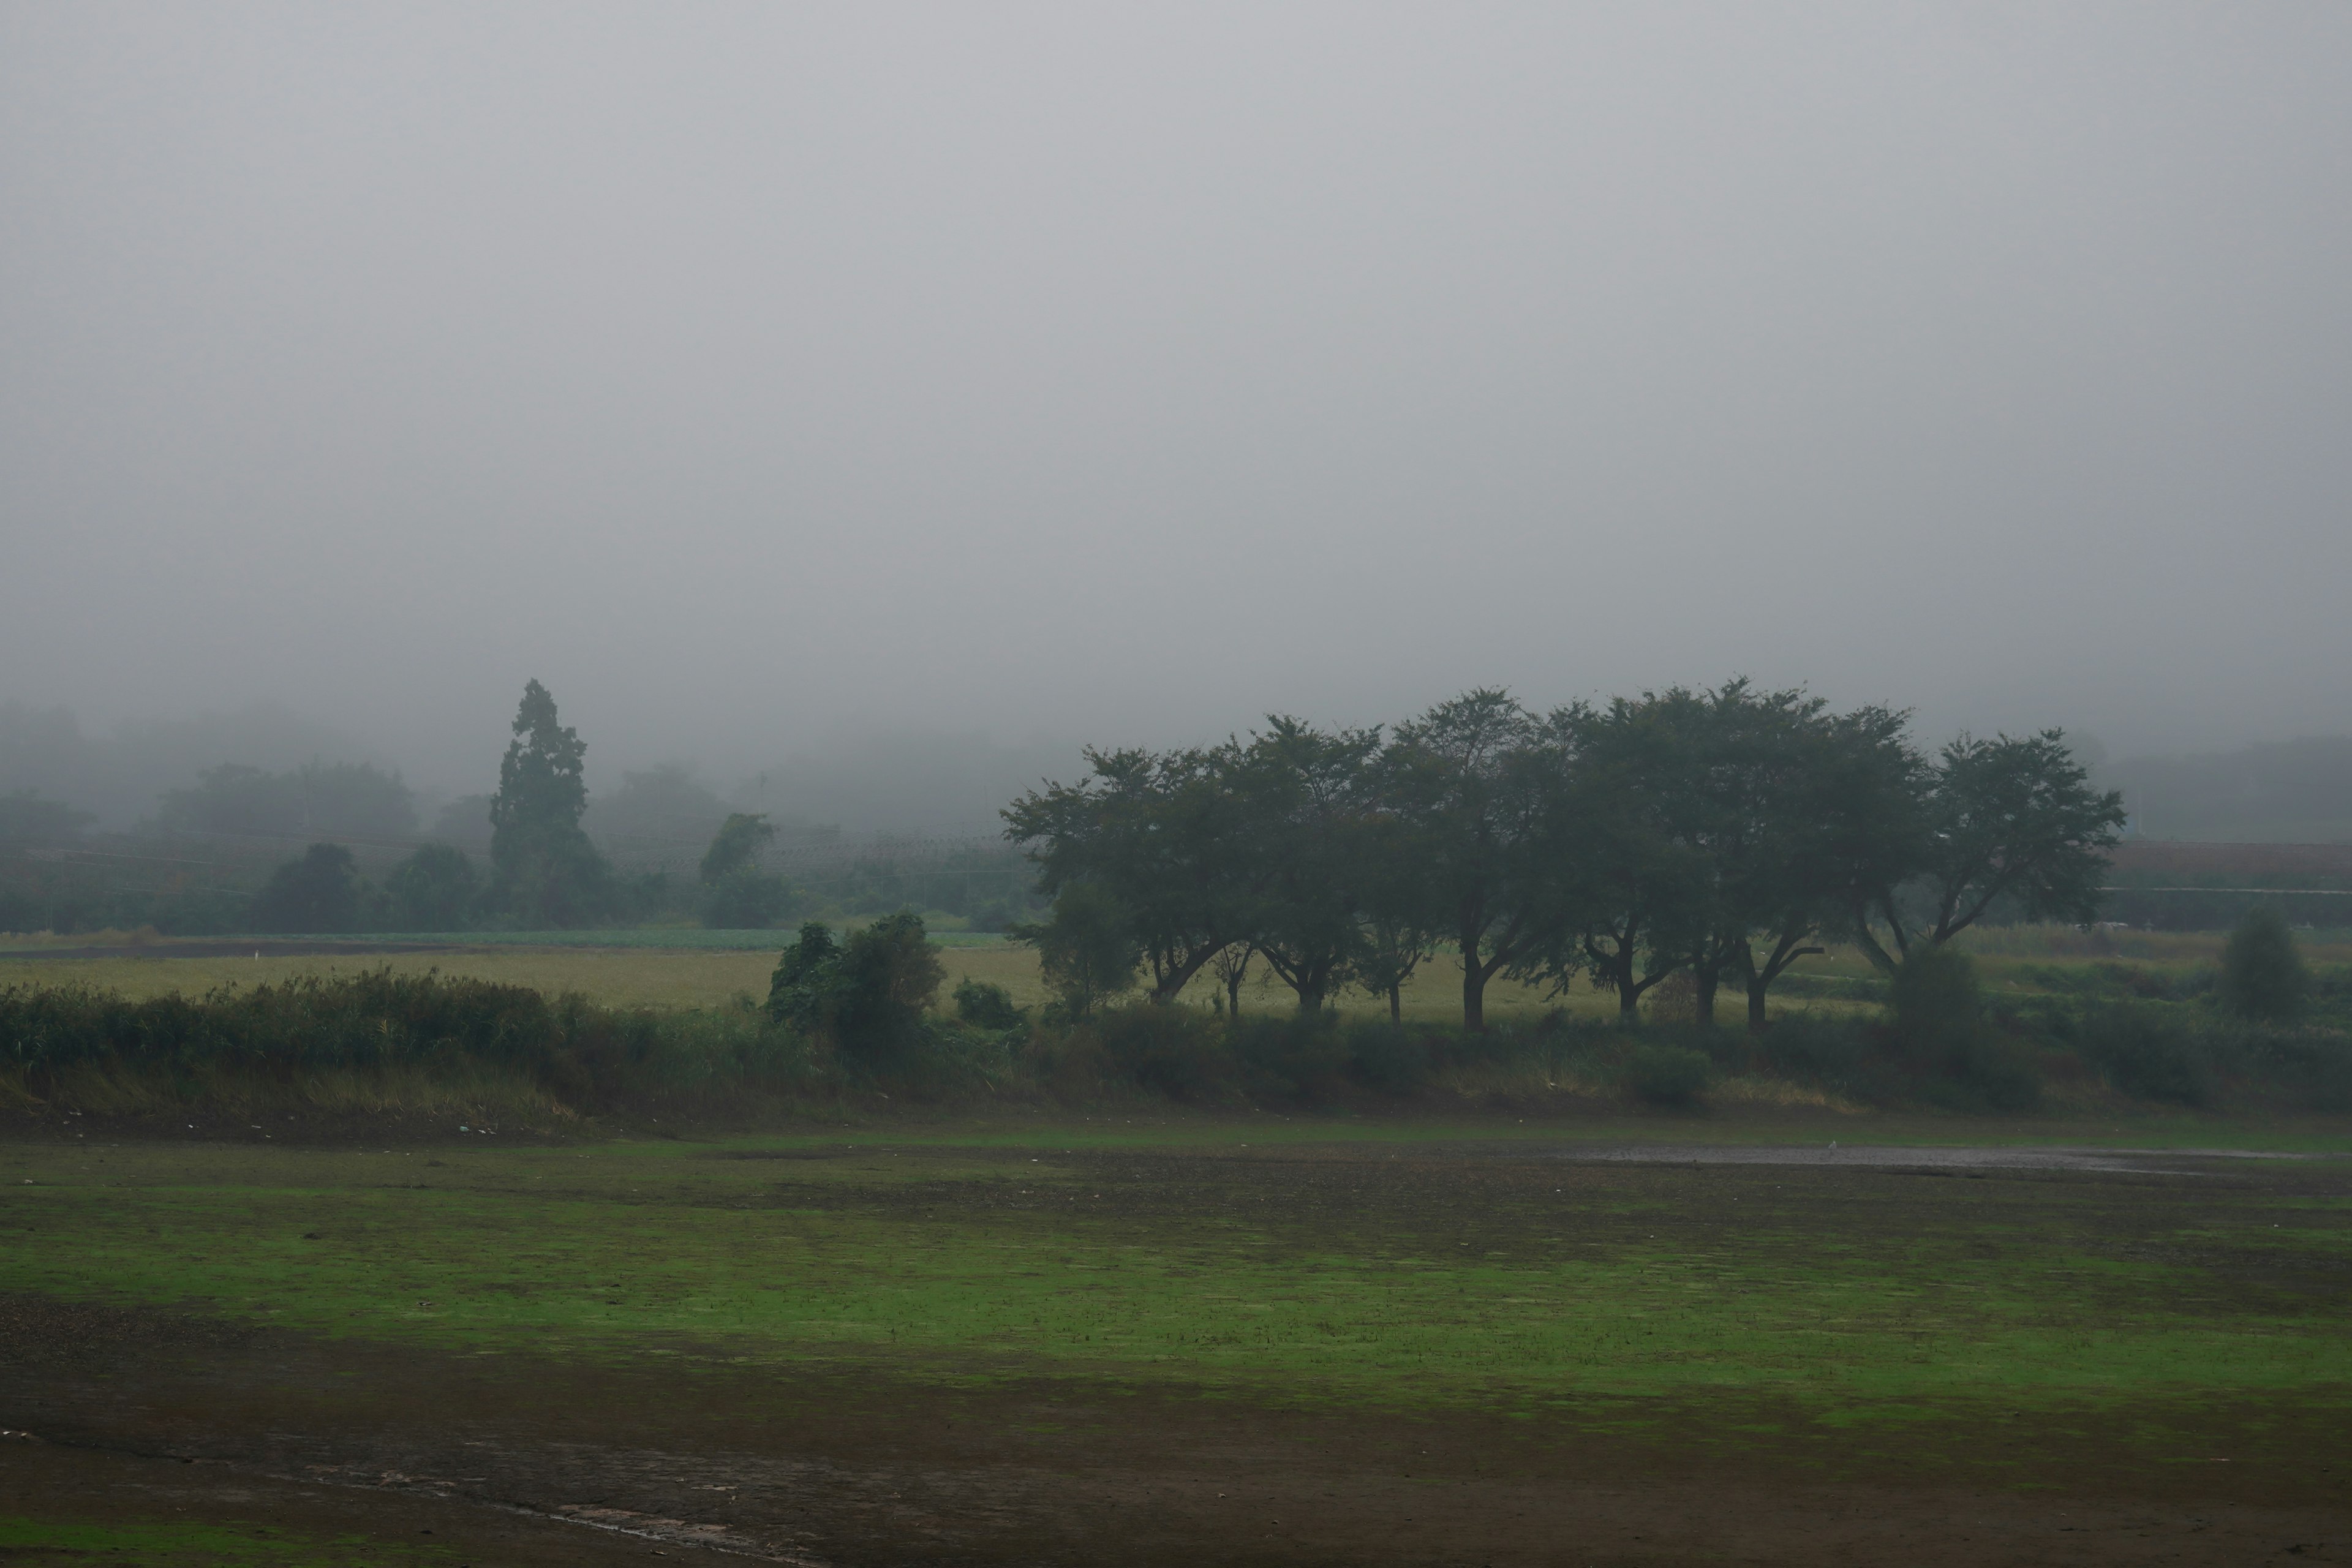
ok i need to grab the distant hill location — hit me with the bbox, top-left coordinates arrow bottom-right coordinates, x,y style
2102,736 -> 2352,843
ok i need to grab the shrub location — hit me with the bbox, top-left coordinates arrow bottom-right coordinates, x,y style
1344,1019 -> 1432,1095
252,843 -> 367,933
1229,1012 -> 1351,1102
2078,1003 -> 2212,1107
1755,1013 -> 1869,1082
2217,907 -> 2310,1022
701,869 -> 793,929
382,843 -> 478,930
1093,1004 -> 1234,1101
764,914 -> 945,1071
952,978 -> 1028,1033
1623,1042 -> 1711,1106
1889,946 -> 1983,1066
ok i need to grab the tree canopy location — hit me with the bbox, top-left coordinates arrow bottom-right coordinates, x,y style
1006,685 -> 2121,1030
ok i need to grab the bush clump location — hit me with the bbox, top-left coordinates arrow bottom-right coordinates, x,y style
1623,1042 -> 1711,1107
2217,907 -> 2310,1022
765,913 -> 946,1072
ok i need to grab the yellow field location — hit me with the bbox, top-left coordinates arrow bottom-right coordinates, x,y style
0,943 -> 1611,1023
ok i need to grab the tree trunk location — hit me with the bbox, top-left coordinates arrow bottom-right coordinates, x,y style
1462,957 -> 1487,1032
1693,963 -> 1718,1028
1388,982 -> 1403,1024
1226,966 -> 1245,1019
1746,978 -> 1770,1031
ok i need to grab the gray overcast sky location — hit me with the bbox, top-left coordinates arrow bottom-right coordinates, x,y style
5,2 -> 2349,799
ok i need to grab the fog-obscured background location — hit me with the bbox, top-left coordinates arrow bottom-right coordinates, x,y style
6,4 -> 2350,836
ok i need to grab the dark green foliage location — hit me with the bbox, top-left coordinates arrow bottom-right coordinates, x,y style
701,868 -> 794,929
1853,730 -> 2125,971
487,680 -> 612,928
1237,717 -> 1382,1012
1888,945 -> 1985,1065
2077,1004 -> 2214,1106
2244,1025 -> 2352,1112
1,969 -> 557,1075
1092,1003 -> 1235,1101
251,843 -> 365,933
765,922 -> 843,1033
2218,906 -> 2310,1022
764,913 -> 946,1071
382,843 -> 478,930
1887,946 -> 2039,1110
952,978 -> 1027,1033
1229,1011 -> 1352,1101
1754,1014 -> 1875,1092
1623,1042 -> 1711,1106
1376,690 -> 1548,1031
0,969 -> 818,1116
1343,1019 -> 1433,1093
1016,882 -> 1139,1022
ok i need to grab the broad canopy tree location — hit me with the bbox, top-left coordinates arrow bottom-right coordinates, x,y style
1377,691 -> 1550,1031
1004,687 -> 2120,1031
1846,730 -> 2124,973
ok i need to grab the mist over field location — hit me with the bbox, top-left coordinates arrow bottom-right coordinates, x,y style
5,4 -> 2350,823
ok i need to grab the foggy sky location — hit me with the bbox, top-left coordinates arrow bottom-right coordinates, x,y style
6,3 -> 2350,805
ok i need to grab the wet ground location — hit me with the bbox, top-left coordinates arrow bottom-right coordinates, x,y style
4,1135 -> 2348,1565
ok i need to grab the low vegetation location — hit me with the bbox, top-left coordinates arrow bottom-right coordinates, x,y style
6,911 -> 2346,1130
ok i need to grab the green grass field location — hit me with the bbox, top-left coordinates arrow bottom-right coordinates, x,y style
7,1127 -> 2348,1412
6,1118 -> 2350,1562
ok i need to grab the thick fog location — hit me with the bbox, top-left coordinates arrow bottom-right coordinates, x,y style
5,4 -> 2350,821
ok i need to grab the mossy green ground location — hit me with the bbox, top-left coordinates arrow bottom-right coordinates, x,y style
6,1124 -> 2348,1421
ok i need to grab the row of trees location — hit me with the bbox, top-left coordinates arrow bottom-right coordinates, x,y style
1005,683 -> 2126,1030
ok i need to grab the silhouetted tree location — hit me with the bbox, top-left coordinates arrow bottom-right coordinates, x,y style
2218,905 -> 2309,1021
382,843 -> 478,930
1005,744 -> 1253,1003
252,843 -> 365,933
1850,730 -> 2124,971
487,680 -> 612,927
1014,881 -> 1140,1021
1235,716 -> 1381,1012
1378,691 -> 1550,1030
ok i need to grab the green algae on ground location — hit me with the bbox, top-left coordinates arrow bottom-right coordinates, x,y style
4,1130 -> 2349,1423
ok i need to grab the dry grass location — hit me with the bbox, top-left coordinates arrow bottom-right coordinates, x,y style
0,943 -> 1614,1025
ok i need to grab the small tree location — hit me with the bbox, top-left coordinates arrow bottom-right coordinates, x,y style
699,812 -> 790,927
1014,881 -> 1139,1022
766,913 -> 947,1069
2218,906 -> 2309,1022
252,843 -> 365,933
952,977 -> 1028,1032
699,813 -> 776,883
383,843 -> 478,930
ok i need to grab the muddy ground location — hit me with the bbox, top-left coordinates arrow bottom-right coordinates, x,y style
4,1139 -> 2347,1566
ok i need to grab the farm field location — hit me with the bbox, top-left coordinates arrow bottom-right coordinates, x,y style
0,937 -> 1607,1023
10,923 -> 2337,1023
3,1120 -> 2349,1564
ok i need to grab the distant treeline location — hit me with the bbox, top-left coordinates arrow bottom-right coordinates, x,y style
0,682 -> 1044,936
1006,683 -> 2126,1031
